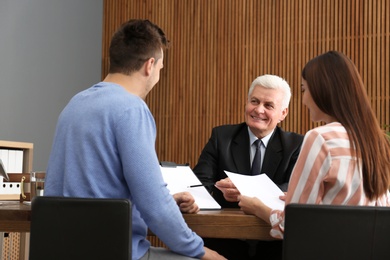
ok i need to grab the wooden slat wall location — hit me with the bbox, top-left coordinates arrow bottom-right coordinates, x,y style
103,0 -> 389,168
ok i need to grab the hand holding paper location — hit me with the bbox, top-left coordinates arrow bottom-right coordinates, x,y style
160,166 -> 221,210
214,178 -> 241,202
224,170 -> 285,211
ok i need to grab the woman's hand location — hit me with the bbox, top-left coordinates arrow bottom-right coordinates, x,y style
238,195 -> 272,224
173,192 -> 199,214
214,177 -> 241,202
279,192 -> 287,201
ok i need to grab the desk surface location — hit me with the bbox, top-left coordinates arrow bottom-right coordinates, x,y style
0,201 -> 273,240
183,208 -> 274,240
0,201 -> 31,233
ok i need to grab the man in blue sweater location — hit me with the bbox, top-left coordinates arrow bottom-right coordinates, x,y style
45,19 -> 226,260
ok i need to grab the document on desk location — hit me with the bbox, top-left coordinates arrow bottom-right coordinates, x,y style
225,171 -> 285,211
160,166 -> 221,210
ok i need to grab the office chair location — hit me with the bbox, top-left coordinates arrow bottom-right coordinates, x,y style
283,203 -> 390,260
29,196 -> 132,260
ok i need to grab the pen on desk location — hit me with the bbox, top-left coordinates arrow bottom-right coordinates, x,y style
187,183 -> 215,188
187,184 -> 205,188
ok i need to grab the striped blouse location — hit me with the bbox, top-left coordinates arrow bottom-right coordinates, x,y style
269,122 -> 390,239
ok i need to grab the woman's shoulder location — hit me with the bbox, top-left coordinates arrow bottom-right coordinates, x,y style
307,122 -> 346,136
305,122 -> 350,146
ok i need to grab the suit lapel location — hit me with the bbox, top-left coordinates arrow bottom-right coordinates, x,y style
262,128 -> 283,180
231,127 -> 251,175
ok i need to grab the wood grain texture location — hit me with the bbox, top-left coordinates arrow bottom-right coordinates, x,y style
103,0 -> 389,168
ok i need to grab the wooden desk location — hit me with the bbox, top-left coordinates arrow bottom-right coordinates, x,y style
0,201 -> 31,260
0,201 -> 274,259
183,208 -> 274,240
0,201 -> 273,240
0,201 -> 31,233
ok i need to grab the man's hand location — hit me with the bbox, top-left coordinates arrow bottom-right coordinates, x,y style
201,246 -> 227,260
214,177 -> 241,202
173,192 -> 199,214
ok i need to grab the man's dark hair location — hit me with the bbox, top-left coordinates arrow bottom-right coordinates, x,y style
109,19 -> 169,75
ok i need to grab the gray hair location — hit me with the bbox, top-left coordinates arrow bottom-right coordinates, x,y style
248,74 -> 291,109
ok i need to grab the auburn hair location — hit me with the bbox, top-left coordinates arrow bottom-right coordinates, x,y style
302,51 -> 390,200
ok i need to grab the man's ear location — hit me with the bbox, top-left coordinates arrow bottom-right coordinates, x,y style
279,107 -> 288,122
144,57 -> 155,76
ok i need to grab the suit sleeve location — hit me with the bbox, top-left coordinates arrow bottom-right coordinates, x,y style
193,128 -> 219,192
278,133 -> 304,191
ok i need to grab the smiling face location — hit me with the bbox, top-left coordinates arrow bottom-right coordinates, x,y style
245,85 -> 288,138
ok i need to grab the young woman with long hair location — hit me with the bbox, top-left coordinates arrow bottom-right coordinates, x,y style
237,51 -> 390,239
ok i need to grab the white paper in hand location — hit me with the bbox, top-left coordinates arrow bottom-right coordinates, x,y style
161,166 -> 221,209
224,170 -> 285,211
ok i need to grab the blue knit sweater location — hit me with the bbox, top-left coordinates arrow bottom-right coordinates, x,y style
45,82 -> 204,259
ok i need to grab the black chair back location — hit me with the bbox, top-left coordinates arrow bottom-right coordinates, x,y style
283,203 -> 390,260
29,196 -> 132,260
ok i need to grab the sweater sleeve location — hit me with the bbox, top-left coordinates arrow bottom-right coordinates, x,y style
115,103 -> 205,258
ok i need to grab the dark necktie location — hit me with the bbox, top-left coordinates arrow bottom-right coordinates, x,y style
250,139 -> 262,175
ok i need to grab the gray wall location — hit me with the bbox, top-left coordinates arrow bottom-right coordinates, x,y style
0,0 -> 103,170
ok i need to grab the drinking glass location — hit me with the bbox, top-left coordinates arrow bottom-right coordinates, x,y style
30,171 -> 45,200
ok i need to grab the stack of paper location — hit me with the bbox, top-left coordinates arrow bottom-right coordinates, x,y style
0,149 -> 24,173
224,170 -> 285,211
0,159 -> 21,200
160,166 -> 221,210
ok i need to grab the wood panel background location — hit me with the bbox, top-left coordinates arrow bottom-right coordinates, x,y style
102,0 -> 389,168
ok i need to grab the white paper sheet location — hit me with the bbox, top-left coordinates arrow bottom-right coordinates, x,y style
160,166 -> 221,210
225,171 -> 285,211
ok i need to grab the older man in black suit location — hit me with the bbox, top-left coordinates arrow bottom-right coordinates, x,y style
193,74 -> 304,260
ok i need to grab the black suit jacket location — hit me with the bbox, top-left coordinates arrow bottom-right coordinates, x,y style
193,123 -> 304,208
